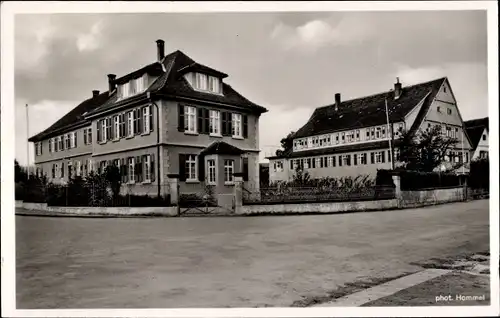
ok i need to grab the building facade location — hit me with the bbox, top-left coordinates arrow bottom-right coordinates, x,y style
267,77 -> 473,183
29,40 -> 267,199
464,117 -> 489,160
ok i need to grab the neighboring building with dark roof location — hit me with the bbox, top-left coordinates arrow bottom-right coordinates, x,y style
267,77 -> 473,183
29,40 -> 267,201
464,117 -> 488,160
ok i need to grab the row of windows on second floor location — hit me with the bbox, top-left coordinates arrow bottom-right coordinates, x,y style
34,104 -> 252,157
178,104 -> 249,139
292,122 -> 405,152
272,148 -> 470,173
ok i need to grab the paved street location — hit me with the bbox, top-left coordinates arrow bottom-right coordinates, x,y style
16,199 -> 489,308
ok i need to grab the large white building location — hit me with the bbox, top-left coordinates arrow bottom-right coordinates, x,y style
267,77 -> 473,183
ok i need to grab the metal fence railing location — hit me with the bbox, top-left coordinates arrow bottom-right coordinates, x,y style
16,182 -> 174,207
242,186 -> 396,205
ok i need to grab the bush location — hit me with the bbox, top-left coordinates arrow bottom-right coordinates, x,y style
375,169 -> 395,187
469,158 -> 489,190
179,193 -> 217,208
397,170 -> 461,190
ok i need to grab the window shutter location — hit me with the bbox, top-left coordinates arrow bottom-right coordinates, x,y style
370,152 -> 375,164
179,154 -> 186,181
243,157 -> 249,181
150,155 -> 155,182
133,110 -> 138,135
125,112 -> 129,137
118,114 -> 123,138
74,132 -> 77,148
243,115 -> 248,138
136,156 -> 142,182
119,161 -> 125,183
149,105 -> 153,132
178,104 -> 185,132
198,155 -> 205,181
124,158 -> 129,183
138,109 -> 144,134
197,108 -> 204,134
381,151 -> 385,163
221,112 -> 228,135
61,162 -> 65,178
83,131 -> 87,145
227,113 -> 233,136
347,155 -> 351,166
203,109 -> 210,134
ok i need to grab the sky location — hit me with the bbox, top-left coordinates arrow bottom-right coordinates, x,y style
13,10 -> 488,166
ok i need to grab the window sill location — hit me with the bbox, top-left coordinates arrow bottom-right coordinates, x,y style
207,182 -> 217,186
141,131 -> 151,136
184,131 -> 199,136
210,133 -> 223,138
126,135 -> 134,140
232,136 -> 244,140
127,181 -> 136,185
186,180 -> 200,184
142,180 -> 151,184
112,138 -> 120,143
224,182 -> 235,186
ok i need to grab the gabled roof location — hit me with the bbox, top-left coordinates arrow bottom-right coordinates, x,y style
465,117 -> 488,151
199,141 -> 244,156
293,77 -> 446,139
28,91 -> 110,142
177,62 -> 228,78
87,49 -> 267,118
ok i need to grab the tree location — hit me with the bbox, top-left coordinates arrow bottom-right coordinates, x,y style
104,164 -> 122,200
275,131 -> 295,156
397,125 -> 459,172
15,159 -> 28,183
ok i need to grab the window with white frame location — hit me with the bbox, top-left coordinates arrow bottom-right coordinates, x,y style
208,76 -> 221,94
195,73 -> 208,91
209,110 -> 220,135
76,161 -> 81,176
35,142 -> 42,156
184,106 -> 197,133
232,113 -> 242,138
274,161 -> 284,172
143,155 -> 151,182
57,136 -> 63,151
376,151 -> 383,163
101,119 -> 107,141
185,154 -> 197,181
341,132 -> 345,143
70,132 -> 76,148
343,155 -> 350,166
335,133 -> 339,144
51,138 -> 56,152
142,106 -> 150,132
356,130 -> 360,141
64,134 -> 70,149
128,157 -> 135,183
224,159 -> 234,184
207,159 -> 216,184
360,153 -> 367,165
127,111 -> 134,137
113,115 -> 120,140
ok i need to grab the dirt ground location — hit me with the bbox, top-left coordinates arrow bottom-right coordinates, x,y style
16,199 -> 489,308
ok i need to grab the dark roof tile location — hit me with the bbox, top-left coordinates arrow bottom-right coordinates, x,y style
199,141 -> 244,156
293,77 -> 446,139
28,91 -> 110,142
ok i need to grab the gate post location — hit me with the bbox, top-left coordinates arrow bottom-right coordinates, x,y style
392,173 -> 402,208
233,172 -> 244,215
167,173 -> 180,205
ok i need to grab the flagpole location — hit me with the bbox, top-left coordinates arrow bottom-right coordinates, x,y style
385,96 -> 394,170
26,103 -> 30,180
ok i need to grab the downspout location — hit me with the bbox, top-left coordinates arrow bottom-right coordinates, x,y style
147,92 -> 161,199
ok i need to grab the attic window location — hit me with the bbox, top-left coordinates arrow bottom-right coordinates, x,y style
192,73 -> 222,94
447,108 -> 452,115
118,75 -> 145,100
443,86 -> 447,93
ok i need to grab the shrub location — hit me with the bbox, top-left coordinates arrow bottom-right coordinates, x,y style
469,158 -> 489,190
397,170 -> 461,190
375,169 -> 395,187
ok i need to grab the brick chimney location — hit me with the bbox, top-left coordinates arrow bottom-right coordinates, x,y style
334,93 -> 341,111
92,90 -> 100,98
156,39 -> 165,62
394,77 -> 402,99
107,74 -> 116,96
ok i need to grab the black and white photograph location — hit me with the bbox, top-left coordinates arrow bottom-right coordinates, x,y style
1,1 -> 498,317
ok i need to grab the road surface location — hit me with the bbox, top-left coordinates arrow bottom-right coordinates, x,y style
16,199 -> 489,308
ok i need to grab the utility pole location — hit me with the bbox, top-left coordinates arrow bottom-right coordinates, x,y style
26,103 -> 30,179
385,96 -> 394,170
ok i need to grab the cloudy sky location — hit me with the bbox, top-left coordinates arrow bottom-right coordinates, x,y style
14,10 -> 488,165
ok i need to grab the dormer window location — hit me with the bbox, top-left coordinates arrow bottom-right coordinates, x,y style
191,73 -> 222,94
118,75 -> 146,100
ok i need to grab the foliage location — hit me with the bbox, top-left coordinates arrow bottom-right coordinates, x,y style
15,159 -> 28,183
104,164 -> 122,200
291,166 -> 311,186
270,173 -> 374,191
275,131 -> 295,156
397,126 -> 458,172
397,170 -> 461,190
16,173 -> 48,203
375,169 -> 395,187
469,158 -> 489,190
